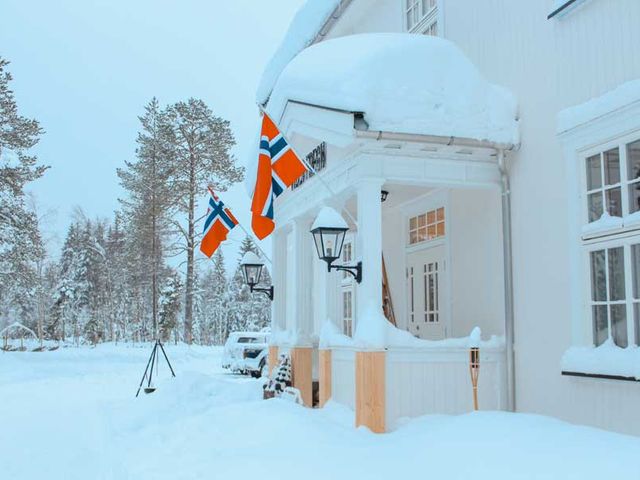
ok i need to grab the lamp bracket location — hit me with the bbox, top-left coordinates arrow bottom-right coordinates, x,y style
249,285 -> 274,301
327,261 -> 362,284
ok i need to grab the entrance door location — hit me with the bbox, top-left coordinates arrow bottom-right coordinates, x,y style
406,245 -> 446,340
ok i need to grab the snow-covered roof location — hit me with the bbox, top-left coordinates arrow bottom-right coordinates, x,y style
256,0 -> 341,105
266,33 -> 519,145
557,78 -> 640,134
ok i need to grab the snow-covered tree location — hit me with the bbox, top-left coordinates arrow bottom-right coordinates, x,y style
164,98 -> 243,344
0,57 -> 47,332
159,270 -> 182,342
229,236 -> 271,334
118,98 -> 175,339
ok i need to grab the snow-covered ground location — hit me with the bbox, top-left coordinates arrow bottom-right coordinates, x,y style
1,345 -> 638,480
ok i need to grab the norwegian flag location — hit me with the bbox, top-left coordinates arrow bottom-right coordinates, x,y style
250,113 -> 309,240
200,188 -> 238,258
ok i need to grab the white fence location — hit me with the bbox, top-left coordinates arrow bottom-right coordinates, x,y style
330,345 -> 506,430
331,347 -> 356,409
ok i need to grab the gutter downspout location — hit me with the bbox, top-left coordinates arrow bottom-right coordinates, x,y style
498,149 -> 516,412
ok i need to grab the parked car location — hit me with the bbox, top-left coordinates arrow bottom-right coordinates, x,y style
221,331 -> 269,378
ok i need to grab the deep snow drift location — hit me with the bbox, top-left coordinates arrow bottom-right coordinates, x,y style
1,344 -> 638,480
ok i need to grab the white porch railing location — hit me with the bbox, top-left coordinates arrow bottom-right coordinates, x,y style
330,344 -> 506,430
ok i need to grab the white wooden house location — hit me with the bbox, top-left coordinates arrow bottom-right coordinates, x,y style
257,0 -> 640,435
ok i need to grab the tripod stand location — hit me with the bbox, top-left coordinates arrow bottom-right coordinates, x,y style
136,339 -> 176,397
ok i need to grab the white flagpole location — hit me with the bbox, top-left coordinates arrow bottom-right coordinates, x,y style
258,106 -> 359,228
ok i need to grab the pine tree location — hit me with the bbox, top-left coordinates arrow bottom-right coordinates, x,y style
197,249 -> 231,345
229,236 -> 271,333
0,57 -> 47,330
118,98 -> 174,339
164,98 -> 243,344
159,270 -> 182,342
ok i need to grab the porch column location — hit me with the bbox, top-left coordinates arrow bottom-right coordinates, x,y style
356,178 -> 384,320
269,228 -> 286,376
355,178 -> 386,433
271,228 -> 287,334
290,216 -> 314,407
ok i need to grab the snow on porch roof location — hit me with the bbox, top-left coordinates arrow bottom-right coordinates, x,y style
256,0 -> 342,106
265,33 -> 520,145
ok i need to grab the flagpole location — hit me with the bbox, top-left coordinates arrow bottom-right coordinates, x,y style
258,106 -> 359,228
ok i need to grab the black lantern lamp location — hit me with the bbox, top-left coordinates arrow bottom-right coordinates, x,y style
240,251 -> 274,300
310,207 -> 362,283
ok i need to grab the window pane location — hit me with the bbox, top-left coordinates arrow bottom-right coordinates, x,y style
427,225 -> 436,240
436,207 -> 444,221
610,304 -> 628,348
628,140 -> 640,180
632,245 -> 640,299
410,216 -> 417,230
628,183 -> 640,214
590,250 -> 606,301
588,192 -> 603,221
409,230 -> 418,244
586,154 -> 602,190
418,226 -> 427,242
603,148 -> 620,185
608,247 -> 625,301
593,305 -> 608,347
418,214 -> 426,227
427,210 -> 435,225
605,187 -> 622,217
436,221 -> 445,237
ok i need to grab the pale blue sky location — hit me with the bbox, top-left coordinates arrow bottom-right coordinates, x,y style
1,0 -> 304,268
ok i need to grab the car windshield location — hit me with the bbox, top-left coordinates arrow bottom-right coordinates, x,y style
237,337 -> 258,344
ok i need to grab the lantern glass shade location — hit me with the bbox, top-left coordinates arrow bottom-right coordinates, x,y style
241,262 -> 263,287
311,226 -> 348,265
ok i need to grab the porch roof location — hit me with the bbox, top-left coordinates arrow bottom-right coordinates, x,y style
266,33 -> 520,146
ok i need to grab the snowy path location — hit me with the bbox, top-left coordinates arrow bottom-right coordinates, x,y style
1,345 -> 638,480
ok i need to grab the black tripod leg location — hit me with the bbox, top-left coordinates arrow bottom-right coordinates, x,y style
158,341 -> 176,377
136,345 -> 155,398
147,343 -> 158,388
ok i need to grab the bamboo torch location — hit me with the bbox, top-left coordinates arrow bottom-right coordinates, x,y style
469,347 -> 480,411
469,327 -> 481,411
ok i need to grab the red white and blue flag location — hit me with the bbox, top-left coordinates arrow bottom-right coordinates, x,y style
200,188 -> 238,258
250,113 -> 309,240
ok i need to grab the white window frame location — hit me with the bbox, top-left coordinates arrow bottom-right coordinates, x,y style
566,113 -> 640,350
407,207 -> 446,247
340,234 -> 355,336
581,133 -> 640,233
404,0 -> 442,36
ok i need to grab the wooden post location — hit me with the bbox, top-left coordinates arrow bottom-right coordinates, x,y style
268,345 -> 279,376
355,351 -> 386,433
291,347 -> 313,407
319,349 -> 332,407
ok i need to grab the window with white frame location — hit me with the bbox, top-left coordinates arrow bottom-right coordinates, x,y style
585,139 -> 640,222
583,136 -> 640,348
342,290 -> 353,337
408,207 -> 445,245
340,237 -> 354,336
405,0 -> 438,35
342,241 -> 353,280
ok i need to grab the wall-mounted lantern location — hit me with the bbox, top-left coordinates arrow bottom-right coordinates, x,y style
310,207 -> 362,283
240,252 -> 274,300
